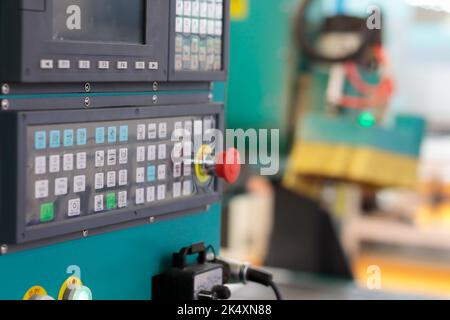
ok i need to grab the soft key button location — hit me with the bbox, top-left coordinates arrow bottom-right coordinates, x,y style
35,156 -> 46,175
68,198 -> 81,217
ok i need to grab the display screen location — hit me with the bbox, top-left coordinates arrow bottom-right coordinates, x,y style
53,0 -> 145,44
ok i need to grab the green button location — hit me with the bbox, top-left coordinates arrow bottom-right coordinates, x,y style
40,203 -> 54,222
106,193 -> 116,210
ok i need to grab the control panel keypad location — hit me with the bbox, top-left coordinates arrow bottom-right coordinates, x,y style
175,0 -> 224,72
27,115 -> 217,227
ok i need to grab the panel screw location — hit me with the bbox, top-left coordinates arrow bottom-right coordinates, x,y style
1,244 -> 8,255
208,93 -> 213,101
84,83 -> 91,93
84,97 -> 91,107
82,230 -> 89,238
152,82 -> 158,92
149,217 -> 155,224
1,84 -> 10,95
1,99 -> 9,110
152,95 -> 158,104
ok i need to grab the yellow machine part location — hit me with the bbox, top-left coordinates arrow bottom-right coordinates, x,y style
283,141 -> 419,194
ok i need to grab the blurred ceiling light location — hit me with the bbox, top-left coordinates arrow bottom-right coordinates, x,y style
405,0 -> 450,13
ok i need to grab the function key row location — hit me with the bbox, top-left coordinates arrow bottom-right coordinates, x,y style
34,126 -> 129,150
40,59 -> 159,71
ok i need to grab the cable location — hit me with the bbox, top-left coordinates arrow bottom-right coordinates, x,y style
268,280 -> 283,301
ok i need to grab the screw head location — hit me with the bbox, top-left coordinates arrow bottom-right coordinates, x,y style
152,95 -> 158,104
1,99 -> 10,110
152,82 -> 158,92
1,84 -> 10,95
149,217 -> 155,224
84,83 -> 91,93
1,244 -> 8,255
84,97 -> 91,107
82,230 -> 89,238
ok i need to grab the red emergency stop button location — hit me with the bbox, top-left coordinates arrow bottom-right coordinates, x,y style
215,148 -> 241,184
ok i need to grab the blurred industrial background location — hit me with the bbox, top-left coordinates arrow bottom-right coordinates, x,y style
222,0 -> 450,299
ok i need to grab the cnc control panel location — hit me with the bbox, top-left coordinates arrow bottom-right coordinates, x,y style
0,104 -> 224,248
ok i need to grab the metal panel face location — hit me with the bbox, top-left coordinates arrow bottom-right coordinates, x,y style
168,0 -> 230,81
0,0 -> 169,83
1,104 -> 224,247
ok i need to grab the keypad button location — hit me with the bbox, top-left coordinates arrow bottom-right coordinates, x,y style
96,127 -> 105,144
49,130 -> 61,149
77,128 -> 87,146
119,126 -> 129,142
98,61 -> 110,69
107,149 -> 117,166
173,143 -> 183,160
207,2 -> 215,18
176,17 -> 183,33
118,170 -> 128,186
108,127 -> 117,144
136,167 -> 145,184
107,171 -> 116,188
184,163 -> 192,176
149,62 -> 159,70
184,1 -> 192,16
35,156 -> 46,175
157,165 -> 166,181
58,60 -> 71,69
173,162 -> 182,178
55,177 -> 68,196
148,123 -> 157,140
158,144 -> 167,160
192,19 -> 199,34
135,188 -> 145,205
183,18 -> 192,34
106,192 -> 116,210
95,173 -> 104,190
192,0 -> 200,17
183,141 -> 193,158
95,150 -> 105,167
78,60 -> 91,69
157,185 -> 166,201
35,131 -> 46,150
135,61 -> 146,70
94,195 -> 104,212
63,154 -> 74,171
35,180 -> 49,199
147,186 -> 156,203
159,123 -> 167,139
63,129 -> 74,147
40,59 -> 54,69
74,175 -> 86,193
173,182 -> 182,198
76,152 -> 87,170
200,1 -> 207,17
118,191 -> 128,208
215,3 -> 223,19
185,121 -> 193,136
117,61 -> 128,70
176,0 -> 183,15
194,120 -> 203,138
40,203 -> 54,222
68,198 -> 81,217
147,166 -> 156,182
49,155 -> 60,173
119,148 -> 128,164
147,145 -> 156,161
137,124 -> 146,141
183,180 -> 193,196
137,146 -> 146,162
